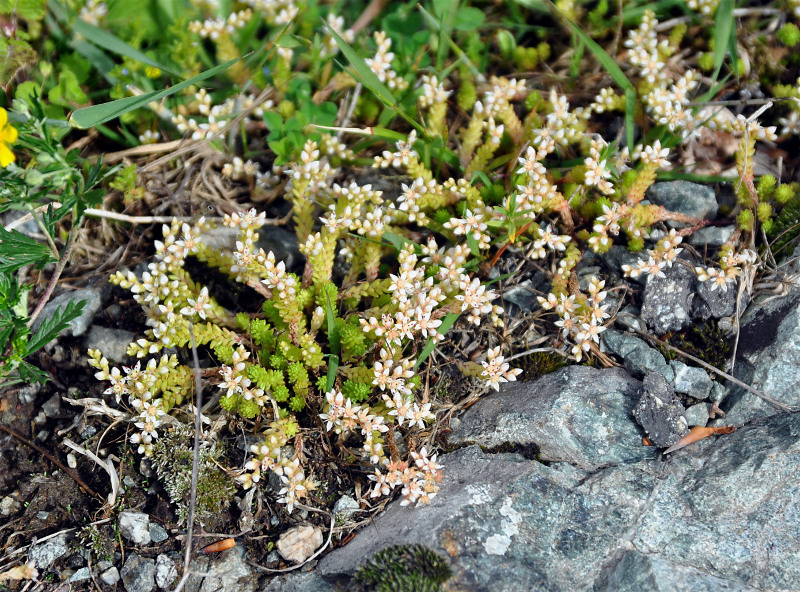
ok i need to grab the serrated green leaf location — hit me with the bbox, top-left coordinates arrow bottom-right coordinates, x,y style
16,360 -> 49,384
25,299 -> 85,356
69,57 -> 241,128
0,226 -> 56,273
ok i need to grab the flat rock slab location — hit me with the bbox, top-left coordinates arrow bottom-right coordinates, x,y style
725,291 -> 800,424
313,411 -> 800,591
448,366 -> 656,471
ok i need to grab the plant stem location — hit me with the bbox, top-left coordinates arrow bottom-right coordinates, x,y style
27,232 -> 75,327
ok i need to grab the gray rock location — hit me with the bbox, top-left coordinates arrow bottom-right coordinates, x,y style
121,554 -> 156,592
501,279 -> 541,313
625,347 -> 674,382
603,246 -> 648,284
633,373 -> 688,447
31,288 -> 102,338
119,510 -> 151,545
257,226 -> 302,272
69,567 -> 91,582
693,278 -> 737,319
646,181 -> 718,227
670,361 -> 713,399
17,382 -> 42,405
187,545 -> 256,592
85,325 -> 135,363
640,261 -> 696,333
723,291 -> 800,424
100,566 -> 120,586
29,533 -> 70,569
449,366 -> 656,473
684,403 -> 710,427
332,495 -> 359,520
320,412 -> 800,591
602,330 -> 672,381
602,329 -> 649,359
150,523 -> 169,544
155,554 -> 177,589
261,571 -> 337,592
41,393 -> 61,417
687,225 -> 735,248
606,551 -> 761,591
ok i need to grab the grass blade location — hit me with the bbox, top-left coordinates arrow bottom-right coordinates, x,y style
712,0 -> 735,81
70,20 -> 179,76
322,18 -> 397,108
69,57 -> 241,129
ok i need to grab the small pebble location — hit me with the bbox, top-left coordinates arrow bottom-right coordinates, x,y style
276,524 -> 323,564
67,453 -> 77,469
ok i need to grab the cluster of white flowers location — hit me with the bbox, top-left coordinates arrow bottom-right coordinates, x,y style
222,157 -> 259,179
644,70 -> 700,134
443,208 -> 492,249
242,0 -> 299,26
528,224 -> 572,260
90,355 -> 178,456
365,31 -> 408,91
79,0 -> 107,25
625,10 -> 668,84
476,76 -> 526,120
171,89 -> 272,142
583,137 -> 614,195
686,0 -> 720,16
621,228 -> 684,280
694,248 -> 758,292
480,347 -> 523,391
538,277 -> 611,361
188,9 -> 252,39
418,74 -> 451,109
367,448 -> 443,506
241,443 -> 316,513
319,13 -> 355,58
514,143 -> 560,215
138,130 -> 160,145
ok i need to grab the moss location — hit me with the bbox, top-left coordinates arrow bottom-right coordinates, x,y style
514,350 -> 565,381
151,427 -> 236,527
351,544 -> 452,592
655,320 -> 731,373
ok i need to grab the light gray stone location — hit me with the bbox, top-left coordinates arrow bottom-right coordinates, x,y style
693,277 -> 737,319
41,393 -> 61,417
602,330 -> 673,382
149,523 -> 168,543
119,510 -> 151,545
187,545 -> 256,592
85,325 -> 135,363
332,495 -> 359,520
100,566 -> 120,586
121,554 -> 156,592
449,366 -> 656,472
29,533 -> 70,569
31,288 -> 102,338
687,225 -> 735,248
261,571 -> 336,592
646,181 -> 718,227
670,361 -> 713,399
69,567 -> 91,582
685,403 -> 710,427
155,554 -> 177,589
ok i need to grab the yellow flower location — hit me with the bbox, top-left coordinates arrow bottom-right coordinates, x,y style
0,107 -> 18,167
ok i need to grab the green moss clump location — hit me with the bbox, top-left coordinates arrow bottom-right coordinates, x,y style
515,350 -> 566,381
352,544 -> 452,592
777,23 -> 800,47
655,320 -> 731,373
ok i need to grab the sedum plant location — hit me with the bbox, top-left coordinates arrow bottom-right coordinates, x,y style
89,137 -> 524,513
